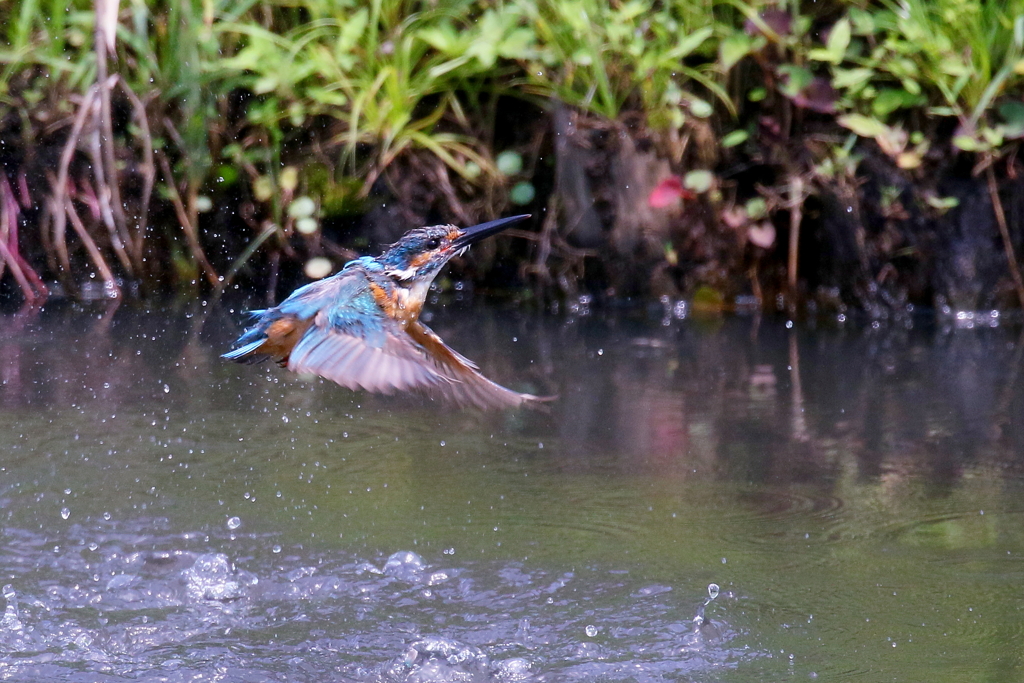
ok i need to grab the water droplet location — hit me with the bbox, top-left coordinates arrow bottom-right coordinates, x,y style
708,583 -> 720,600
227,516 -> 241,530
272,545 -> 282,554
60,507 -> 70,520
585,624 -> 598,637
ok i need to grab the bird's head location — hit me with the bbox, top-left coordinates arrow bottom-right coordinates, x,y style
378,214 -> 530,284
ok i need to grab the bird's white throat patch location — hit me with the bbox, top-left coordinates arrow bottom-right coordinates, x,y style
384,266 -> 418,281
393,277 -> 434,320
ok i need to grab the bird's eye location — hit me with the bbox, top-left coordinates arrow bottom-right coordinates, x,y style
425,238 -> 442,249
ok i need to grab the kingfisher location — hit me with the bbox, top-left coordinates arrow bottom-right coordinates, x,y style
223,214 -> 548,410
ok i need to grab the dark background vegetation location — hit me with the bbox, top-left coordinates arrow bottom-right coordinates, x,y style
3,0 -> 1024,318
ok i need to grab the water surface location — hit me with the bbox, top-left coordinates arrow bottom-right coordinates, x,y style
1,301 -> 1023,682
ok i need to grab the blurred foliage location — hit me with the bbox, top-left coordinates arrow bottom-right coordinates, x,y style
2,0 -> 1024,305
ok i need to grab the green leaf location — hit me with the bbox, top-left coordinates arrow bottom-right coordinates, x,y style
719,32 -> 752,71
848,8 -> 874,35
826,18 -> 851,59
872,88 -> 924,116
838,113 -> 889,138
1000,101 -> 1024,138
981,126 -> 1004,147
900,78 -> 921,96
296,217 -> 319,235
925,195 -> 960,210
809,17 -> 850,64
253,75 -> 279,95
571,48 -> 594,67
338,8 -> 368,53
672,26 -> 714,60
777,65 -> 813,98
618,1 -> 647,22
832,67 -> 875,90
287,196 -> 316,219
683,170 -> 714,193
308,87 -> 347,107
688,98 -> 713,118
497,28 -> 536,59
938,56 -> 971,78
418,25 -> 462,54
746,197 -> 768,220
722,130 -> 748,148
952,135 -> 982,152
214,165 -> 239,187
510,181 -> 535,205
496,150 -> 523,176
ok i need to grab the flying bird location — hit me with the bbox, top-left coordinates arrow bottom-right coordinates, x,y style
223,214 -> 548,410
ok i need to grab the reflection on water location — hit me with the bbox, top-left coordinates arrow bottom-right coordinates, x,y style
1,301 -> 1024,682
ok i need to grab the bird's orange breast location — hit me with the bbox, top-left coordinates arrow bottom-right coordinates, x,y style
367,281 -> 424,325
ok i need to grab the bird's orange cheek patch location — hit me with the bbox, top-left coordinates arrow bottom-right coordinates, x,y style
410,252 -> 432,269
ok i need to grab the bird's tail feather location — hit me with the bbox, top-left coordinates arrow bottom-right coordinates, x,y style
222,310 -> 281,364
221,338 -> 268,364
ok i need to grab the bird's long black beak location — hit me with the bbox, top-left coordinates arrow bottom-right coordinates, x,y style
452,214 -> 531,249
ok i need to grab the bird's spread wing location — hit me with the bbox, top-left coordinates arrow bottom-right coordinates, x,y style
286,271 -> 447,395
285,272 -> 543,409
404,322 -> 546,411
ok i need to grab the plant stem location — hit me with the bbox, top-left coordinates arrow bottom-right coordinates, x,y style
64,197 -> 121,298
94,2 -> 133,273
985,164 -> 1024,310
51,85 -> 100,280
157,152 -> 221,288
787,174 -> 803,296
117,77 -> 156,272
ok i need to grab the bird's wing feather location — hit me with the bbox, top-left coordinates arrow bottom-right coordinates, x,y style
404,322 -> 544,410
286,271 -> 450,394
